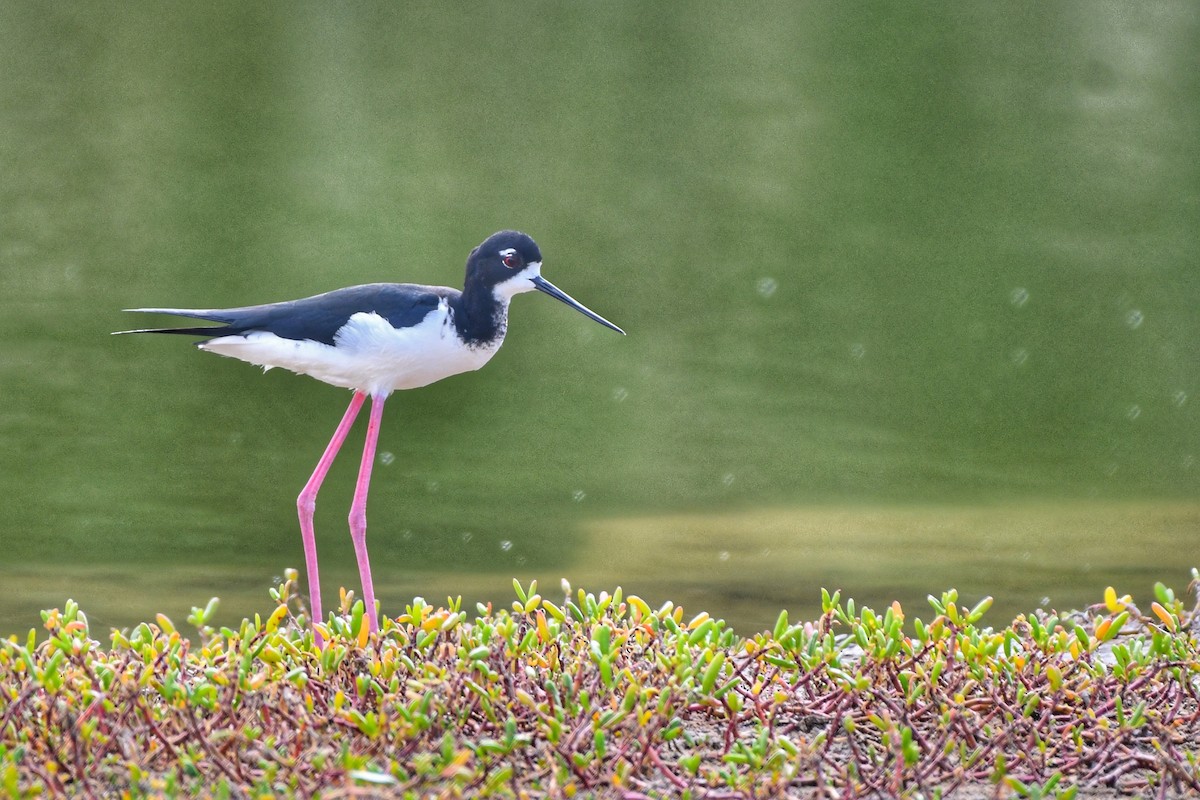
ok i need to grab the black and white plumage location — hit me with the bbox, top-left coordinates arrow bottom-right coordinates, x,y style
116,230 -> 624,641
121,230 -> 623,395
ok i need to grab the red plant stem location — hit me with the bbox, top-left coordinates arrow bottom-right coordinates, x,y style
647,745 -> 689,790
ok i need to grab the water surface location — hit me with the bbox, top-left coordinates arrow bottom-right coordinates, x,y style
1,3 -> 1196,634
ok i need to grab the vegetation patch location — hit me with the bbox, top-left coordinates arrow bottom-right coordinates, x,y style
2,571 -> 1198,798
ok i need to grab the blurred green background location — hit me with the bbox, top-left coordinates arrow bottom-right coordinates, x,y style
2,2 -> 1197,635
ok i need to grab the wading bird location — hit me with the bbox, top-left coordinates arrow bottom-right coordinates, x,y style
117,230 -> 624,638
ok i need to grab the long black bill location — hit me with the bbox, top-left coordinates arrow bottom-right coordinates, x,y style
532,275 -> 626,335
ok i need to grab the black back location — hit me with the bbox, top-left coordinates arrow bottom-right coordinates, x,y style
131,283 -> 458,346
120,231 -> 545,347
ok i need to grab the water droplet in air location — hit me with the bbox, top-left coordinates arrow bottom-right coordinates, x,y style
1125,309 -> 1143,329
1010,348 -> 1029,366
721,473 -> 735,488
849,343 -> 866,360
500,540 -> 513,552
572,489 -> 586,502
1182,454 -> 1195,469
756,277 -> 778,298
461,531 -> 472,543
1126,405 -> 1141,421
401,529 -> 413,541
516,556 -> 527,566
379,451 -> 395,466
1040,596 -> 1051,607
426,481 -> 440,493
718,551 -> 730,562
612,387 -> 628,402
1021,551 -> 1031,561
1010,287 -> 1029,307
1172,390 -> 1187,408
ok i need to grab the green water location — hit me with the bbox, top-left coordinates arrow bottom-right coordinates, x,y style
2,3 -> 1197,634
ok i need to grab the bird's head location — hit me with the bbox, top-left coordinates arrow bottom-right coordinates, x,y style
466,230 -> 625,334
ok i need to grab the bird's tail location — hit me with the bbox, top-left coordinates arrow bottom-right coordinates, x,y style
112,307 -> 238,337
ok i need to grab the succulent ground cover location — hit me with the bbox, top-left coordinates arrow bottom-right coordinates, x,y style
1,572 -> 1198,798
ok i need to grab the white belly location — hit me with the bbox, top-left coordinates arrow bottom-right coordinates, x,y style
198,304 -> 502,396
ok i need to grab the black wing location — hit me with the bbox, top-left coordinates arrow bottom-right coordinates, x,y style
116,283 -> 457,346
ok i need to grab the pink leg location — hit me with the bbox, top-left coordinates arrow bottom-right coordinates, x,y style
297,391 -> 367,640
349,393 -> 387,634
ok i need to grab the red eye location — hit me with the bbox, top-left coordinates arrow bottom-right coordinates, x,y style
502,253 -> 520,269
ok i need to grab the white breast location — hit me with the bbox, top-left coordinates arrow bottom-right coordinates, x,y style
198,300 -> 503,396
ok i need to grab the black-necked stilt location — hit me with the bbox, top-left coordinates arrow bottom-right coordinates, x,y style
116,230 -> 624,638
